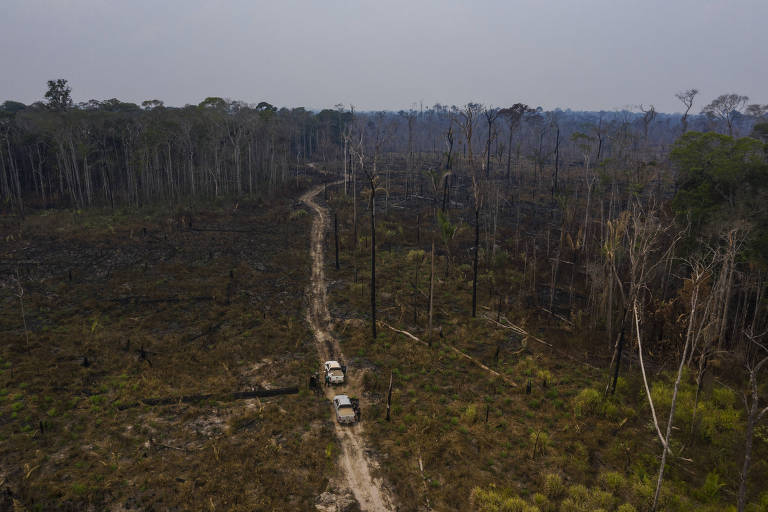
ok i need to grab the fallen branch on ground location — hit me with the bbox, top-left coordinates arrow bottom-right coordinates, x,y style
483,314 -> 603,372
379,321 -> 516,387
482,314 -> 553,347
538,307 -> 574,326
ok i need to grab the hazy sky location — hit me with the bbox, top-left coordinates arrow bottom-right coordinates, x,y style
1,0 -> 765,113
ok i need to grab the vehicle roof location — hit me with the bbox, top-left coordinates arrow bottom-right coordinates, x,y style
333,394 -> 352,405
325,360 -> 341,367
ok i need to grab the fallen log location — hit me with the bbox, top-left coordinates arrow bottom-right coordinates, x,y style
188,226 -> 254,233
110,295 -> 213,305
482,314 -> 553,347
379,321 -> 516,387
185,321 -> 224,342
116,386 -> 298,410
483,314 -> 602,371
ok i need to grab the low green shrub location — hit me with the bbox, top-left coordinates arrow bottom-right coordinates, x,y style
586,488 -> 615,510
542,473 -> 565,500
470,485 -> 539,512
463,404 -> 477,424
530,492 -> 549,511
598,471 -> 627,495
572,388 -> 602,417
529,430 -> 549,457
694,471 -> 726,503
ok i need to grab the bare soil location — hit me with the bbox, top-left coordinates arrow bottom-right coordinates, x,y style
302,183 -> 396,512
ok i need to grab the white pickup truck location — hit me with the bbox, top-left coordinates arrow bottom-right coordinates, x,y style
333,394 -> 358,424
324,360 -> 345,385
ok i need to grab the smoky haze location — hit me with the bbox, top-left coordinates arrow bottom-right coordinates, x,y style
1,0 -> 765,112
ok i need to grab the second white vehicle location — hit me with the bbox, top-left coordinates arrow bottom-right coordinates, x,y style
333,394 -> 357,424
324,360 -> 345,385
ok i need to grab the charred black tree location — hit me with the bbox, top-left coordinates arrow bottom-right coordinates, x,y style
483,107 -> 499,178
552,123 -> 560,197
611,328 -> 625,395
370,181 -> 377,340
472,206 -> 480,318
334,212 -> 340,270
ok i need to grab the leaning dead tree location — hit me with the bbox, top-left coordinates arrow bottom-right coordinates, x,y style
651,254 -> 714,511
14,270 -> 30,352
604,199 -> 681,396
737,331 -> 768,512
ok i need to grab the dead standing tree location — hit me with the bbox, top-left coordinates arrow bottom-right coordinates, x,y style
471,175 -> 485,318
604,199 -> 681,396
681,249 -> 721,432
350,114 -> 391,341
610,200 -> 684,512
454,103 -> 484,317
443,125 -> 454,212
549,112 -> 561,197
649,254 -> 715,511
571,131 -> 597,251
14,269 -> 30,352
483,107 -> 499,178
367,172 -> 380,340
639,104 -> 657,143
737,331 -> 768,512
498,103 -> 531,183
439,121 -> 456,214
398,108 -> 417,172
675,89 -> 699,134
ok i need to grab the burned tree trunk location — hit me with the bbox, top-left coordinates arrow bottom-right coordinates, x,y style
472,207 -> 480,318
334,212 -> 340,270
370,185 -> 377,340
738,335 -> 768,512
611,327 -> 625,395
429,241 -> 435,334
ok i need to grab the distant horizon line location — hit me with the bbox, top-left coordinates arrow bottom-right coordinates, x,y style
2,96 -> 729,118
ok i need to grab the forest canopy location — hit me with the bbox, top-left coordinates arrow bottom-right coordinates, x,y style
671,131 -> 768,263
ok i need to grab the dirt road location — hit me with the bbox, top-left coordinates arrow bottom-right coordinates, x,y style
301,183 -> 396,512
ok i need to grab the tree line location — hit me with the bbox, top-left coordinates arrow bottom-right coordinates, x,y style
2,80 -> 766,215
0,80 -> 354,214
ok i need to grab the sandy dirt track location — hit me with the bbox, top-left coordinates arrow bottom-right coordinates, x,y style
302,183 -> 396,512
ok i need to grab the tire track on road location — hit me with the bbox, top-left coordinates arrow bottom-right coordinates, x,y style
302,182 -> 395,512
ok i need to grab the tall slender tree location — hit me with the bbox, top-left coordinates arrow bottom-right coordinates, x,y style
454,103 -> 483,317
675,88 -> 699,134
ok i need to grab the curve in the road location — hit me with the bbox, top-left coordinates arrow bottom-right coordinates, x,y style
302,182 -> 396,512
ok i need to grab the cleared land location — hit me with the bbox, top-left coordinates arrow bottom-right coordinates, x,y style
0,187 -> 339,510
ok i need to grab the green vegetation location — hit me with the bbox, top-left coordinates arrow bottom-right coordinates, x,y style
322,144 -> 768,510
671,131 -> 768,261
